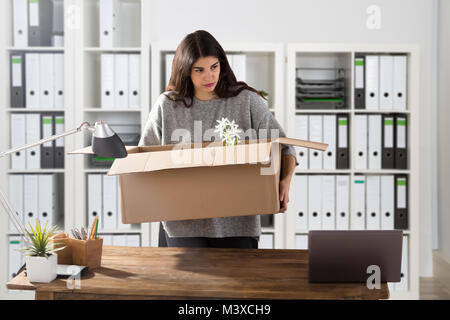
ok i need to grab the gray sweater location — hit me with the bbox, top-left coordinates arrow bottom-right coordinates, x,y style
138,89 -> 298,238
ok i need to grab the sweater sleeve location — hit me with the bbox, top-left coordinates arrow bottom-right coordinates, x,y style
138,95 -> 164,147
248,91 -> 299,166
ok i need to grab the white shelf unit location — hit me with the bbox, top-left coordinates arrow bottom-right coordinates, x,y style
150,42 -> 285,248
72,0 -> 150,245
285,44 -> 420,300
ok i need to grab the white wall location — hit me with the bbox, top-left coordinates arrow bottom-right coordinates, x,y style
147,0 -> 437,276
437,0 -> 450,261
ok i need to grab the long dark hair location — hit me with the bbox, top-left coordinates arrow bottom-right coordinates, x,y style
165,30 -> 266,108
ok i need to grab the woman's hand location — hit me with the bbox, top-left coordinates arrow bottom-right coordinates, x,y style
279,178 -> 291,213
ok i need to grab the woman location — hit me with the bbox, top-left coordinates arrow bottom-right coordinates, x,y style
139,30 -> 298,249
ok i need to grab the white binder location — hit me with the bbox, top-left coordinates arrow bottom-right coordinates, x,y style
9,236 -> 23,280
379,56 -> 394,110
335,175 -> 349,230
259,233 -> 274,249
295,235 -> 308,250
381,175 -> 395,230
232,54 -> 247,82
25,53 -> 40,108
24,174 -> 39,229
294,115 -> 308,170
102,234 -> 113,246
112,234 -> 127,246
293,175 -> 308,231
395,235 -> 409,291
368,115 -> 381,169
308,115 -> 323,169
354,115 -> 368,169
53,53 -> 64,109
308,175 -> 322,230
103,174 -> 117,230
88,174 -> 103,230
100,0 -> 121,48
365,55 -> 379,110
38,174 -> 57,225
126,234 -> 141,247
25,114 -> 41,169
114,54 -> 129,108
165,53 -> 175,90
101,54 -> 115,108
321,175 -> 335,230
393,55 -> 407,110
13,0 -> 28,47
366,175 -> 380,230
11,114 -> 26,170
39,53 -> 54,108
9,175 -> 24,231
117,176 -> 131,230
322,115 -> 336,170
351,175 -> 366,230
128,54 -> 140,109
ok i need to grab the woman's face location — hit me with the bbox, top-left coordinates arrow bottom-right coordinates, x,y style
190,56 -> 220,99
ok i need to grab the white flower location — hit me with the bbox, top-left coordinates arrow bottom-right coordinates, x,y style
214,117 -> 242,146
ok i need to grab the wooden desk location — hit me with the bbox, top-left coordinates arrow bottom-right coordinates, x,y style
7,246 -> 389,300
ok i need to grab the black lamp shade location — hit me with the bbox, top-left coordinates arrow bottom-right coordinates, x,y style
92,134 -> 127,159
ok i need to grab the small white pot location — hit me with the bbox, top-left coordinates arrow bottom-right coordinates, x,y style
25,253 -> 57,283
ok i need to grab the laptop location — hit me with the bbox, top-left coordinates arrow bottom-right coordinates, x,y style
308,230 -> 403,283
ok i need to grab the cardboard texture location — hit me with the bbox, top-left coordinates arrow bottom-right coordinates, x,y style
69,238 -> 103,269
69,138 -> 327,224
50,233 -> 72,265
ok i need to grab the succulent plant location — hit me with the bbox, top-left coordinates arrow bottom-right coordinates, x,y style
21,219 -> 66,258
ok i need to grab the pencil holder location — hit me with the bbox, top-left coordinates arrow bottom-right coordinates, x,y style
50,233 -> 73,265
69,238 -> 103,270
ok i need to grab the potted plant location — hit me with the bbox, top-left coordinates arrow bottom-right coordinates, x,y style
21,219 -> 65,283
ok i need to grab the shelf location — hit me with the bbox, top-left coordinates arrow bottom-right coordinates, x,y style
353,109 -> 410,114
6,108 -> 65,113
8,169 -> 66,174
295,170 -> 351,174
295,109 -> 351,114
354,170 -> 411,174
7,46 -> 64,52
84,108 -> 142,113
84,168 -> 110,173
294,230 -> 411,235
84,47 -> 141,53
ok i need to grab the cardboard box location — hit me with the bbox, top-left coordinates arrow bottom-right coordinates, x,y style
69,238 -> 103,269
69,138 -> 327,224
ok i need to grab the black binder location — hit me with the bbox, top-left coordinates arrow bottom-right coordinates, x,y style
54,114 -> 64,168
28,0 -> 54,47
336,115 -> 349,169
394,175 -> 408,230
395,115 -> 408,169
382,114 -> 395,169
40,113 -> 54,168
354,55 -> 365,109
10,52 -> 26,108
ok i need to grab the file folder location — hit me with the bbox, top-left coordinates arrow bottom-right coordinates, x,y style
103,174 -> 117,230
321,175 -> 335,230
39,53 -> 54,108
354,115 -> 367,170
379,56 -> 394,110
394,175 -> 408,230
259,233 -> 274,249
323,115 -> 336,170
88,174 -> 103,230
365,55 -> 379,110
51,0 -> 64,47
368,115 -> 381,169
232,54 -> 247,82
354,55 -> 365,109
38,174 -> 57,225
54,114 -> 65,168
393,56 -> 407,110
294,175 -> 308,231
295,235 -> 308,250
294,115 -> 308,170
28,0 -> 53,47
381,175 -> 395,230
10,53 -> 26,108
24,174 -> 39,229
395,115 -> 407,169
335,175 -> 349,230
9,175 -> 24,231
26,114 -> 41,169
102,234 -> 113,246
308,175 -> 322,230
9,236 -> 23,280
308,116 -> 323,169
40,114 -> 54,168
114,54 -> 129,108
100,0 -> 121,48
11,114 -> 26,170
128,54 -> 140,109
336,115 -> 349,169
382,115 -> 395,169
117,176 -> 131,230
366,175 -> 380,230
395,235 -> 409,291
25,53 -> 40,108
351,176 -> 366,230
113,234 -> 127,246
53,54 -> 64,109
13,0 -> 28,47
101,54 -> 115,108
165,54 -> 175,89
126,234 -> 140,247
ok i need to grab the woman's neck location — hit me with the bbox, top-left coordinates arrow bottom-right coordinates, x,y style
194,90 -> 218,101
